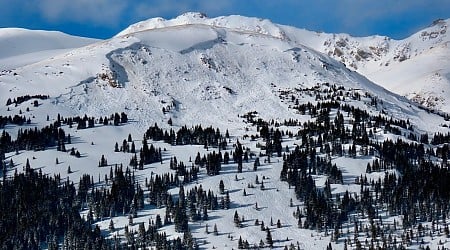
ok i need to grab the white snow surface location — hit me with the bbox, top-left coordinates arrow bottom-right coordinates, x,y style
0,13 -> 450,250
116,12 -> 288,40
0,16 -> 444,133
283,19 -> 450,113
0,28 -> 98,70
117,13 -> 450,113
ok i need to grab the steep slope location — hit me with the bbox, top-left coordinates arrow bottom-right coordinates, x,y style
283,19 -> 450,113
0,18 -> 442,134
1,14 -> 450,250
0,28 -> 99,70
117,13 -> 450,113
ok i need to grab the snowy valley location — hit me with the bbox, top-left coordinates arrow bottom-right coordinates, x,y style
0,13 -> 449,250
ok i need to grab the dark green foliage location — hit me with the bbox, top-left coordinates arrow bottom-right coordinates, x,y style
219,179 -> 225,194
265,227 -> 273,247
0,168 -> 107,249
145,123 -> 227,148
0,114 -> 28,128
6,94 -> 49,106
0,122 -> 67,152
138,139 -> 162,167
99,154 -> 108,167
234,140 -> 243,173
274,84 -> 450,247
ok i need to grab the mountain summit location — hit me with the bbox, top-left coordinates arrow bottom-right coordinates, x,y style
0,13 -> 438,132
0,13 -> 450,250
113,13 -> 450,113
116,12 -> 288,40
1,14 -> 448,113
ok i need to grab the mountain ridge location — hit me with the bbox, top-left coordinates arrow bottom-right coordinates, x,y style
114,13 -> 450,113
1,13 -> 450,250
115,12 -> 288,40
0,13 -> 448,131
1,19 -> 442,134
0,27 -> 98,70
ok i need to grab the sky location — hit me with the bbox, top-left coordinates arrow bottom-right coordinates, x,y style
0,0 -> 449,39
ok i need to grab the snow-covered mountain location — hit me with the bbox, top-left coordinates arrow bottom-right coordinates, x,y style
0,28 -> 98,70
0,12 -> 445,131
1,13 -> 450,250
117,13 -> 450,113
291,19 -> 450,113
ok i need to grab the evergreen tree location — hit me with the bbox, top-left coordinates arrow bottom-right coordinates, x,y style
254,157 -> 260,171
109,219 -> 115,232
219,179 -> 225,194
266,227 -> 273,247
238,236 -> 243,249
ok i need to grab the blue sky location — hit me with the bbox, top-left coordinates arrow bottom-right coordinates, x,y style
0,0 -> 449,39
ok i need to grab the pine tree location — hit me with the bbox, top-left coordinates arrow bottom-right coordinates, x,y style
238,236 -> 243,249
25,158 -> 31,170
219,179 -> 225,194
266,227 -> 273,247
155,214 -> 162,228
99,154 -> 107,167
224,191 -> 230,209
109,219 -> 115,232
234,211 -> 240,227
327,243 -> 333,250
259,239 -> 265,248
128,213 -> 133,225
202,206 -> 208,221
254,157 -> 260,171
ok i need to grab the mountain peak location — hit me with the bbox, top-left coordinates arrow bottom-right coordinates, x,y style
177,12 -> 208,19
115,13 -> 287,40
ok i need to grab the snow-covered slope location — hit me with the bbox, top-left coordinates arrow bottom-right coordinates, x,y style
1,13 -> 450,250
116,12 -> 288,40
116,13 -> 450,113
0,15 -> 441,133
0,28 -> 99,70
284,19 -> 450,113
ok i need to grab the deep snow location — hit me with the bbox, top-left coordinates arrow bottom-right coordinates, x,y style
0,13 -> 449,249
